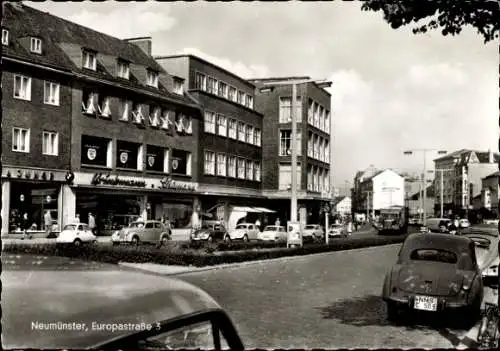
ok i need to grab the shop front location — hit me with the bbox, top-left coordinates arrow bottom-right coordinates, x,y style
69,171 -> 199,235
1,167 -> 71,236
197,184 -> 274,232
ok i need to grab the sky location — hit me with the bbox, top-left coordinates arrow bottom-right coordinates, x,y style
27,1 -> 499,189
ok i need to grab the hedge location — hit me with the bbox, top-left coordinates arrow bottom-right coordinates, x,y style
2,235 -> 407,267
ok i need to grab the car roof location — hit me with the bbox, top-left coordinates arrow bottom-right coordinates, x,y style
2,254 -> 221,350
400,233 -> 472,256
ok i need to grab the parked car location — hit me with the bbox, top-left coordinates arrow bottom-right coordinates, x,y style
303,224 -> 324,242
226,223 -> 260,242
56,223 -> 97,246
191,223 -> 227,243
382,232 -> 484,324
111,220 -> 171,246
328,223 -> 347,238
258,225 -> 287,242
459,218 -> 471,229
424,218 -> 452,233
2,254 -> 244,350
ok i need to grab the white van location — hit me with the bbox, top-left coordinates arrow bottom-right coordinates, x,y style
425,218 -> 452,233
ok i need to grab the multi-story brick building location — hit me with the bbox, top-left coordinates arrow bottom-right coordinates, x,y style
1,3 -> 203,236
249,77 -> 332,224
154,55 -> 267,231
434,149 -> 499,216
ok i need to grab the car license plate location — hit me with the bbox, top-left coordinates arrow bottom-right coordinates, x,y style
414,295 -> 438,311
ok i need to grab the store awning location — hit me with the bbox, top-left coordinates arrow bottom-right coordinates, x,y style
251,207 -> 276,213
231,206 -> 276,213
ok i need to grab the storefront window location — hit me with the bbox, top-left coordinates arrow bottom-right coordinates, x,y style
9,182 -> 59,232
171,149 -> 190,176
116,140 -> 139,170
76,193 -> 140,235
81,135 -> 110,167
146,145 -> 166,172
156,202 -> 193,229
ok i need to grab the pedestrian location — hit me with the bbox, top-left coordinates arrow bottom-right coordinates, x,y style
75,213 -> 80,223
255,218 -> 261,231
346,218 -> 353,237
44,210 -> 52,238
88,212 -> 96,235
22,212 -> 32,240
275,218 -> 281,227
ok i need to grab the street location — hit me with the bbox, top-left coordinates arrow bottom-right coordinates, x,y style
176,243 -> 488,349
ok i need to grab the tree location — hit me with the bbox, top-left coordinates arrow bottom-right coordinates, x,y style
361,0 -> 499,43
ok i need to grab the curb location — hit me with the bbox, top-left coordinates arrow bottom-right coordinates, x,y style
118,242 -> 403,277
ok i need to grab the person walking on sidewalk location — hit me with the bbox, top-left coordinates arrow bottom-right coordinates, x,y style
44,210 -> 53,238
21,212 -> 32,240
88,212 -> 96,236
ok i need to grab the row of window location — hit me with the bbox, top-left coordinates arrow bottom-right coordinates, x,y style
2,28 -> 172,92
13,75 -> 60,104
307,132 -> 330,163
195,72 -> 254,109
12,128 -> 58,155
307,165 -> 331,193
307,98 -> 330,133
204,111 -> 261,146
80,135 -> 192,175
81,89 -> 193,134
204,151 -> 261,182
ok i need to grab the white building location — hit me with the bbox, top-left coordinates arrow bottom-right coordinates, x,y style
333,196 -> 351,216
353,168 -> 405,213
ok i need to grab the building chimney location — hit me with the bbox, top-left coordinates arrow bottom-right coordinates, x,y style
489,148 -> 494,163
125,37 -> 152,56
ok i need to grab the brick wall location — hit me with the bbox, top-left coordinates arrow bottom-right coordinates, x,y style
2,61 -> 72,170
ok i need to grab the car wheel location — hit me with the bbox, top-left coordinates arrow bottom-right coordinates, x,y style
131,236 -> 140,246
464,297 -> 481,326
387,301 -> 399,322
73,238 -> 82,247
160,235 -> 169,246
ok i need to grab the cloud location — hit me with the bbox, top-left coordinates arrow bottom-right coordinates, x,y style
68,4 -> 176,39
327,63 -> 496,187
179,48 -> 271,79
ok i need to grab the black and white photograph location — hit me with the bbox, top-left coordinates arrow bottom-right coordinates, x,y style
1,0 -> 499,349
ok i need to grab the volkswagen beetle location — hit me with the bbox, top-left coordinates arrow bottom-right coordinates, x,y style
382,232 -> 484,323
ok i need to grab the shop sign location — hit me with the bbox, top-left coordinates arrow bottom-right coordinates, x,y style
3,167 -> 67,182
91,173 -> 147,188
159,176 -> 197,191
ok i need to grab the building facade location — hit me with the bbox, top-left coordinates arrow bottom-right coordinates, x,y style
434,149 -> 499,216
249,77 -> 333,224
333,196 -> 351,217
481,171 -> 499,215
352,168 -> 405,215
2,3 -> 203,236
154,55 -> 267,231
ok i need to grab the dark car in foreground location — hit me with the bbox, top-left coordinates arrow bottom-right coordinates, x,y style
382,233 -> 484,323
2,254 -> 244,350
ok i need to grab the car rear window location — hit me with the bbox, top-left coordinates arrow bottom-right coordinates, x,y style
410,249 -> 458,264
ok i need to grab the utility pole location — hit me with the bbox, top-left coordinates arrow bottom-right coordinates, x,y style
403,149 -> 447,226
433,168 -> 455,218
363,190 -> 372,221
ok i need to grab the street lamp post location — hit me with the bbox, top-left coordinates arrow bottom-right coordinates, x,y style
261,78 -> 331,247
403,149 -> 447,227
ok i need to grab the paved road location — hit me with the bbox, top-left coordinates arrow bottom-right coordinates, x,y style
176,243 -> 491,349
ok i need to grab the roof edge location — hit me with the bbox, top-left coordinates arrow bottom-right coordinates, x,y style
154,54 -> 257,89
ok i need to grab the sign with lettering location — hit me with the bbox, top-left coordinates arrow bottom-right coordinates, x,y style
2,167 -> 66,182
160,176 -> 197,191
91,173 -> 147,188
73,172 -> 198,192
